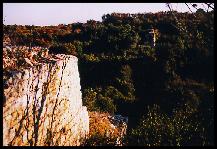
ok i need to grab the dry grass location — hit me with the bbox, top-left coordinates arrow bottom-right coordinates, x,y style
83,111 -> 127,146
89,111 -> 120,138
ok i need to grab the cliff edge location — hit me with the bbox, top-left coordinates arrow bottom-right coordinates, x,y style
3,54 -> 89,146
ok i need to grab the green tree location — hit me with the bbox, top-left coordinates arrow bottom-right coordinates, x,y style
115,65 -> 136,102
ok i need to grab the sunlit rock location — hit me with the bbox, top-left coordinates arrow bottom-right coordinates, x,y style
3,54 -> 89,146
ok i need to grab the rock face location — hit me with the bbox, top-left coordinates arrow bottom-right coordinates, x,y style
3,55 -> 89,146
108,115 -> 128,146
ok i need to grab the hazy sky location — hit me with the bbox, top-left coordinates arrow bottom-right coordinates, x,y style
3,3 -> 206,26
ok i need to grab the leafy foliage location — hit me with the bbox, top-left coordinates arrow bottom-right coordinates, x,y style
128,103 -> 206,146
3,10 -> 214,146
83,87 -> 116,114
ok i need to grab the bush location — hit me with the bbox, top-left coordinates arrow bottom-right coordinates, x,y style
82,131 -> 117,146
83,87 -> 116,114
83,54 -> 100,62
114,65 -> 136,102
48,43 -> 77,55
83,88 -> 100,112
127,103 -> 206,146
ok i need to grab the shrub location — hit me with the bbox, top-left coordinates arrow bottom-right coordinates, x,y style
83,87 -> 116,114
48,43 -> 77,55
82,130 -> 117,146
127,103 -> 206,146
115,65 -> 136,102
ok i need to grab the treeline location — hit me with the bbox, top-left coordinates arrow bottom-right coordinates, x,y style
3,9 -> 214,146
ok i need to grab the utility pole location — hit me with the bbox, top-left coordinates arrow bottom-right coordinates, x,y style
3,16 -> 6,24
30,27 -> 32,49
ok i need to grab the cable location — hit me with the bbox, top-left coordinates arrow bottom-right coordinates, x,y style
166,3 -> 186,33
185,3 -> 193,13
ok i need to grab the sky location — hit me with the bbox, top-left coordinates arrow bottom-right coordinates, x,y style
3,3 -> 208,26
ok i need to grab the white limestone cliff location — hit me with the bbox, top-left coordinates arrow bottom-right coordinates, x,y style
3,55 -> 89,146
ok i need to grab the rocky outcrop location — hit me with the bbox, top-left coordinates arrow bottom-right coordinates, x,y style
88,112 -> 128,146
3,55 -> 89,146
108,115 -> 128,146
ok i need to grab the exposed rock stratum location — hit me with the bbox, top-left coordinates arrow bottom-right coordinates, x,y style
3,55 -> 89,146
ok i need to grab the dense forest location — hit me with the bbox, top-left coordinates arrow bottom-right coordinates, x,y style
3,8 -> 214,146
